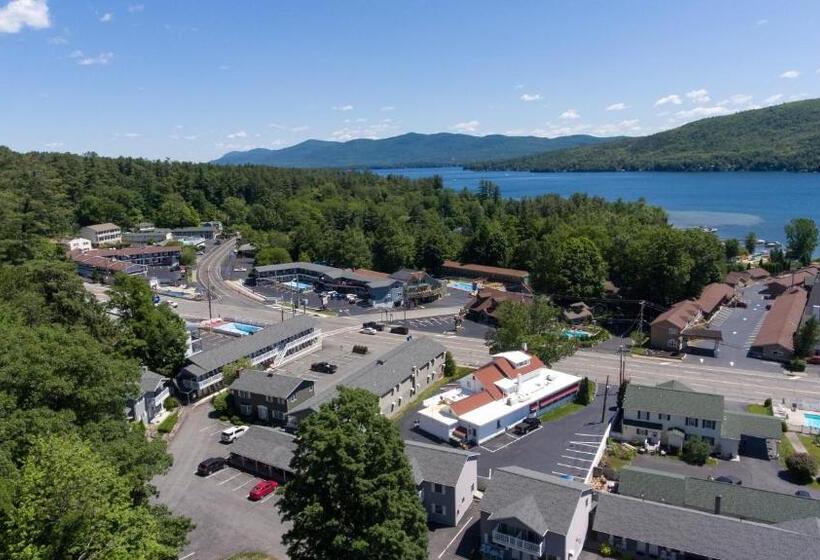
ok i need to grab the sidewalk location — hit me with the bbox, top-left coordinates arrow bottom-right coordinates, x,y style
785,431 -> 808,454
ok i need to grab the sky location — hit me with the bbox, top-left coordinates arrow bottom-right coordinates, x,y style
1,0 -> 820,162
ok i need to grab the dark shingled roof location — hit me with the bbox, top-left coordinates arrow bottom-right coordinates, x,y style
404,440 -> 476,487
775,517 -> 820,537
228,426 -> 296,472
720,410 -> 782,440
623,382 -> 725,420
481,466 -> 589,537
229,369 -> 311,399
618,466 -> 820,523
594,492 -> 820,560
139,368 -> 166,394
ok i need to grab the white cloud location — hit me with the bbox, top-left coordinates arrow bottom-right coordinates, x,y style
816,68 -> 820,74
559,109 -> 580,120
43,141 -> 63,148
99,12 -> 112,23
674,106 -> 730,120
686,89 -> 710,104
450,120 -> 480,133
123,132 -> 140,138
520,93 -> 542,102
380,105 -> 395,112
780,69 -> 800,79
332,104 -> 354,111
763,93 -> 783,104
655,94 -> 682,106
226,130 -> 248,139
48,34 -> 67,44
727,93 -> 753,105
0,0 -> 50,33
127,4 -> 144,12
789,92 -> 809,101
70,50 -> 114,66
605,102 -> 627,111
756,19 -> 768,27
593,119 -> 642,136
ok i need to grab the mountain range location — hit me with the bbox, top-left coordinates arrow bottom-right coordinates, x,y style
212,132 -> 616,168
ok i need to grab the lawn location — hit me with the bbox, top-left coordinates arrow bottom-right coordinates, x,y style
539,402 -> 585,423
798,434 -> 820,464
157,411 -> 179,434
779,434 -> 820,490
746,403 -> 773,416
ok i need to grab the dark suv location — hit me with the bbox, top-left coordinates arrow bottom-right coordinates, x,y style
513,417 -> 541,435
390,325 -> 409,335
197,457 -> 226,476
311,361 -> 338,374
362,321 -> 384,331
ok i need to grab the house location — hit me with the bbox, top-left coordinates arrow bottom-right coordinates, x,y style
441,260 -> 530,288
724,270 -> 750,288
464,288 -> 533,326
749,286 -> 808,361
288,337 -> 446,424
127,367 -> 170,424
765,269 -> 817,297
618,380 -> 782,458
478,466 -> 594,560
617,466 -> 820,524
390,269 -> 445,304
70,251 -> 147,280
122,228 -> 173,245
696,282 -> 735,317
591,490 -> 820,560
62,237 -> 92,252
229,369 -> 315,425
416,352 -> 580,445
79,223 -> 122,247
747,267 -> 770,281
227,425 -> 297,482
404,440 -> 478,526
92,245 -> 182,267
562,302 -> 593,325
170,222 -> 222,240
649,300 -> 702,351
176,316 -> 320,401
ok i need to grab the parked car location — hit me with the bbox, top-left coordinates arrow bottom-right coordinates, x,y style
197,457 -> 226,476
362,321 -> 384,331
326,290 -> 339,299
166,300 -> 178,308
714,475 -> 742,485
220,425 -> 249,443
248,479 -> 279,501
795,490 -> 813,499
513,417 -> 541,435
346,293 -> 357,303
807,355 -> 820,365
360,327 -> 377,335
311,361 -> 338,374
390,325 -> 409,335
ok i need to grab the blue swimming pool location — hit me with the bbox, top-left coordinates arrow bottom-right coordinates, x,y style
284,280 -> 313,291
563,329 -> 591,339
805,412 -> 820,430
449,280 -> 476,292
214,322 -> 263,336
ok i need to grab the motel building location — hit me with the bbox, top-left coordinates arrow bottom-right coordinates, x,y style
416,351 -> 580,445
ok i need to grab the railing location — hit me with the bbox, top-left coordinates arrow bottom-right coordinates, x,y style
154,387 -> 170,404
491,528 -> 543,556
188,372 -> 223,392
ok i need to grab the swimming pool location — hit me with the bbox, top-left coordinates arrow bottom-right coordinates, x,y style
805,412 -> 820,430
563,329 -> 591,339
449,280 -> 477,292
214,322 -> 263,337
283,280 -> 313,291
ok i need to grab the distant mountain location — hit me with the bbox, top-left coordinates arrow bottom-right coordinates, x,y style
212,132 -> 618,168
468,99 -> 820,172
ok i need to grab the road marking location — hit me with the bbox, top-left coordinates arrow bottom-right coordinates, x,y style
574,432 -> 604,437
565,448 -> 597,455
179,553 -> 195,560
556,463 -> 588,471
569,441 -> 599,447
562,455 -> 594,463
233,478 -> 254,491
218,472 -> 242,485
438,514 -> 475,559
259,493 -> 277,504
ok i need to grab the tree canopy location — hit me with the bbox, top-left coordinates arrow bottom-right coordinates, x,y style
785,217 -> 818,266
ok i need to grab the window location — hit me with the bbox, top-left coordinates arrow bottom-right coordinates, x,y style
433,483 -> 445,494
703,436 -> 715,446
240,404 -> 252,416
658,413 -> 670,421
685,417 -> 698,427
432,504 -> 446,515
702,419 -> 716,430
636,428 -> 648,436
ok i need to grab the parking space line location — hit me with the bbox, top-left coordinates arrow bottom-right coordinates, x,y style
569,441 -> 599,447
556,463 -> 588,471
565,448 -> 596,455
233,478 -> 254,492
562,455 -> 594,463
258,493 -> 276,504
574,432 -> 604,437
218,472 -> 242,486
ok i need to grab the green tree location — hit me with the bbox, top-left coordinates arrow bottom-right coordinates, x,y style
534,236 -> 606,298
279,387 -> 427,560
681,436 -> 711,465
744,232 -> 758,255
179,246 -> 197,267
785,453 -> 817,484
155,194 -> 200,228
463,220 -> 510,266
255,246 -> 292,267
574,377 -> 593,405
794,316 -> 820,358
443,351 -> 456,377
329,227 -> 372,269
373,221 -> 416,273
724,238 -> 740,260
616,381 -> 629,409
785,218 -> 818,266
221,357 -> 251,386
107,274 -> 187,376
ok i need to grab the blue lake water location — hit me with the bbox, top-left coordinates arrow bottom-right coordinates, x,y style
373,167 -> 820,244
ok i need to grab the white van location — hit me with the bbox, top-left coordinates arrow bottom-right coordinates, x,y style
220,425 -> 249,443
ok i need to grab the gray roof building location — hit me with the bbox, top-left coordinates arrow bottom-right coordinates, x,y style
228,425 -> 296,473
618,466 -> 820,523
404,440 -> 477,487
593,492 -> 819,560
139,368 -> 166,394
481,466 -> 590,537
623,381 -> 725,420
229,369 -> 310,399
720,410 -> 782,440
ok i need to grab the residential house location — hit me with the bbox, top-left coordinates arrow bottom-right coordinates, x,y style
176,316 -> 320,401
416,352 -> 580,445
479,466 -> 594,560
227,425 -> 297,482
441,260 -> 530,288
696,282 -> 735,317
749,286 -> 808,361
229,369 -> 315,424
170,222 -> 222,240
288,337 -> 446,425
765,268 -> 817,297
618,380 -> 782,458
122,228 -> 173,245
799,282 -> 820,358
79,222 -> 122,247
649,300 -> 702,351
62,237 -> 92,252
405,440 -> 478,526
747,267 -> 771,281
724,270 -> 750,288
70,251 -> 147,281
127,367 -> 170,424
465,287 -> 533,326
92,245 -> 181,267
562,302 -> 593,325
391,268 -> 445,304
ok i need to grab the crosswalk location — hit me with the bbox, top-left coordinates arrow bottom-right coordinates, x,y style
405,316 -> 453,328
709,307 -> 733,328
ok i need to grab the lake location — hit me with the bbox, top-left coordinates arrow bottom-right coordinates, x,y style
373,167 -> 820,244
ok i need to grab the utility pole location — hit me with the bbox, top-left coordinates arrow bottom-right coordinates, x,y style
601,375 -> 610,424
618,345 -> 626,386
206,276 -> 213,322
638,300 -> 646,333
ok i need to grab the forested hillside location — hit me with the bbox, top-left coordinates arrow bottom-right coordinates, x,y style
469,99 -> 820,172
212,132 -> 616,168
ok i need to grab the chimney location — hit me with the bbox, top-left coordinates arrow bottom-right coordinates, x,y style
521,341 -> 528,352
714,495 -> 722,515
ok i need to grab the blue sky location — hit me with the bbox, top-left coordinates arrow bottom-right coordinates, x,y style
1,0 -> 819,162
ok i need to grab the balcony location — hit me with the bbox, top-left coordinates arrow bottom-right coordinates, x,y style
186,372 -> 223,392
491,528 -> 543,556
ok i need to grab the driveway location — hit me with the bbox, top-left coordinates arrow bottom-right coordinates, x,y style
427,501 -> 481,560
152,403 -> 290,560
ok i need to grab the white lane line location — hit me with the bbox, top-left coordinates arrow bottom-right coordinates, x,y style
233,478 -> 254,491
556,463 -> 588,471
438,515 -> 475,559
569,441 -> 599,447
218,472 -> 242,486
574,432 -> 604,437
259,493 -> 277,504
565,448 -> 597,456
179,553 -> 195,560
562,455 -> 594,463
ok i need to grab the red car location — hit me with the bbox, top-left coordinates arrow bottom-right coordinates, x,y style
248,480 -> 278,501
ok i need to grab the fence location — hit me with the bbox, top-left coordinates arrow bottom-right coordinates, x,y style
585,420 -> 613,484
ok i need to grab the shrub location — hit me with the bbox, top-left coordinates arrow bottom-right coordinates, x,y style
164,396 -> 180,410
681,436 -> 711,465
786,453 -> 818,484
444,351 -> 456,376
782,421 -> 789,433
212,391 -> 233,416
352,344 -> 368,354
574,377 -> 594,405
230,415 -> 242,425
157,411 -> 179,434
599,542 -> 613,557
764,397 -> 772,408
788,358 -> 806,372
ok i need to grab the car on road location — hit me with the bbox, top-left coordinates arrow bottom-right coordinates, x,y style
248,479 -> 279,501
714,475 -> 742,485
346,293 -> 357,303
389,325 -> 409,335
197,457 -> 226,476
513,417 -> 541,435
220,425 -> 249,443
234,267 -> 247,272
311,361 -> 338,374
166,300 -> 178,308
362,321 -> 384,331
795,490 -> 813,498
360,327 -> 377,335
